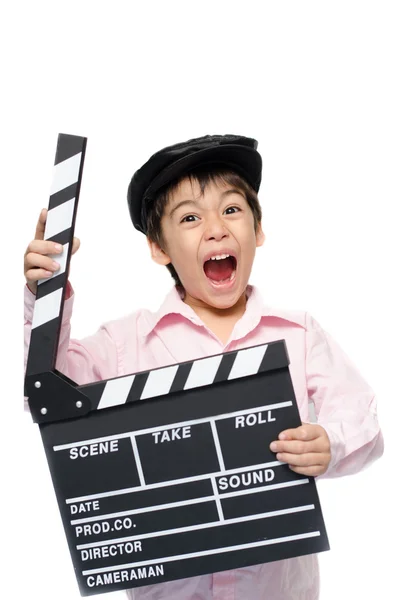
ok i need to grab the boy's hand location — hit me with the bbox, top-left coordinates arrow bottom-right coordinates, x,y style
269,423 -> 331,476
24,208 -> 80,294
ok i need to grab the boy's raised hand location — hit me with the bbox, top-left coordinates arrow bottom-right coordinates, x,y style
24,208 -> 80,294
270,423 -> 331,476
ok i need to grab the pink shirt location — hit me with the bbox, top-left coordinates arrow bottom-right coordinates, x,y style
24,283 -> 383,600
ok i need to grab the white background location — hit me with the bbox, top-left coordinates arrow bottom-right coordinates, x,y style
3,1 -> 405,599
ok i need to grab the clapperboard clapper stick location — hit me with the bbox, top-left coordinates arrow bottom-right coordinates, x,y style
25,133 -> 330,597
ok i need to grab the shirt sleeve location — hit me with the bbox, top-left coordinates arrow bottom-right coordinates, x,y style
305,312 -> 384,479
24,283 -> 119,411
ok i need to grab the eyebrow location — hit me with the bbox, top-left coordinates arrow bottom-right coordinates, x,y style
169,188 -> 245,218
169,199 -> 197,218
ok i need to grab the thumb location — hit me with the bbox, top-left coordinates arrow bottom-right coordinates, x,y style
34,208 -> 47,241
71,237 -> 80,255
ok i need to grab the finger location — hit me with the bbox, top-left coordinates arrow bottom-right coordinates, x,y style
25,268 -> 54,283
270,438 -> 326,455
25,240 -> 63,257
24,252 -> 60,273
71,237 -> 80,255
275,451 -> 327,467
278,424 -> 321,442
288,464 -> 327,476
34,208 -> 48,241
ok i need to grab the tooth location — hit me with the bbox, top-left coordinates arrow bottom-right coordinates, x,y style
208,254 -> 232,261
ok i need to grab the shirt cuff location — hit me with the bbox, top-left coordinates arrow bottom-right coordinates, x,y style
24,281 -> 75,324
317,422 -> 346,476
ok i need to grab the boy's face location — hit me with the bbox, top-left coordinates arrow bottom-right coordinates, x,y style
148,177 -> 265,310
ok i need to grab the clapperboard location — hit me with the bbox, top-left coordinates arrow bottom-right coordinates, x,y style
25,134 -> 330,596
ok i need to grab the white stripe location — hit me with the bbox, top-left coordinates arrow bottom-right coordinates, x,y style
65,460 -> 284,504
140,365 -> 179,400
50,152 -> 82,195
130,437 -> 145,487
77,504 -> 315,549
32,288 -> 63,329
38,243 -> 69,286
54,401 -> 292,451
210,420 -> 225,471
82,530 -> 321,575
71,495 -> 214,525
98,376 -> 135,409
184,355 -> 223,389
228,344 -> 268,379
44,198 -> 75,240
211,476 -> 224,521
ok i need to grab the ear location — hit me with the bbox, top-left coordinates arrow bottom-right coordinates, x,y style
147,238 -> 171,266
255,222 -> 265,248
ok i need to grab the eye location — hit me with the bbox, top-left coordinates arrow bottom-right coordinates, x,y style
224,206 -> 241,215
180,214 -> 199,223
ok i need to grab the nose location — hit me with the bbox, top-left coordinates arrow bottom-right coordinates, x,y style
204,213 -> 229,242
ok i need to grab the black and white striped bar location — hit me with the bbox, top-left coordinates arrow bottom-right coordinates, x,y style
26,133 -> 87,377
79,339 -> 290,412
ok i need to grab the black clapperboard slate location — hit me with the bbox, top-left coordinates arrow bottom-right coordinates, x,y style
25,134 -> 330,596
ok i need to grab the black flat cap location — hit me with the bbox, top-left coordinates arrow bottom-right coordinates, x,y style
127,134 -> 262,234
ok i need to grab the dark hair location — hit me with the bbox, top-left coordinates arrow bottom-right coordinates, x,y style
146,165 -> 262,287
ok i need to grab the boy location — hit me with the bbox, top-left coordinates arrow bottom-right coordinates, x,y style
24,134 -> 383,599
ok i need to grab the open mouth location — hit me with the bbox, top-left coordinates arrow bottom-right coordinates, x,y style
203,254 -> 237,285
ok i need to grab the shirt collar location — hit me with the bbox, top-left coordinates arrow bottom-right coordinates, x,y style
139,284 -> 306,339
139,285 -> 196,337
